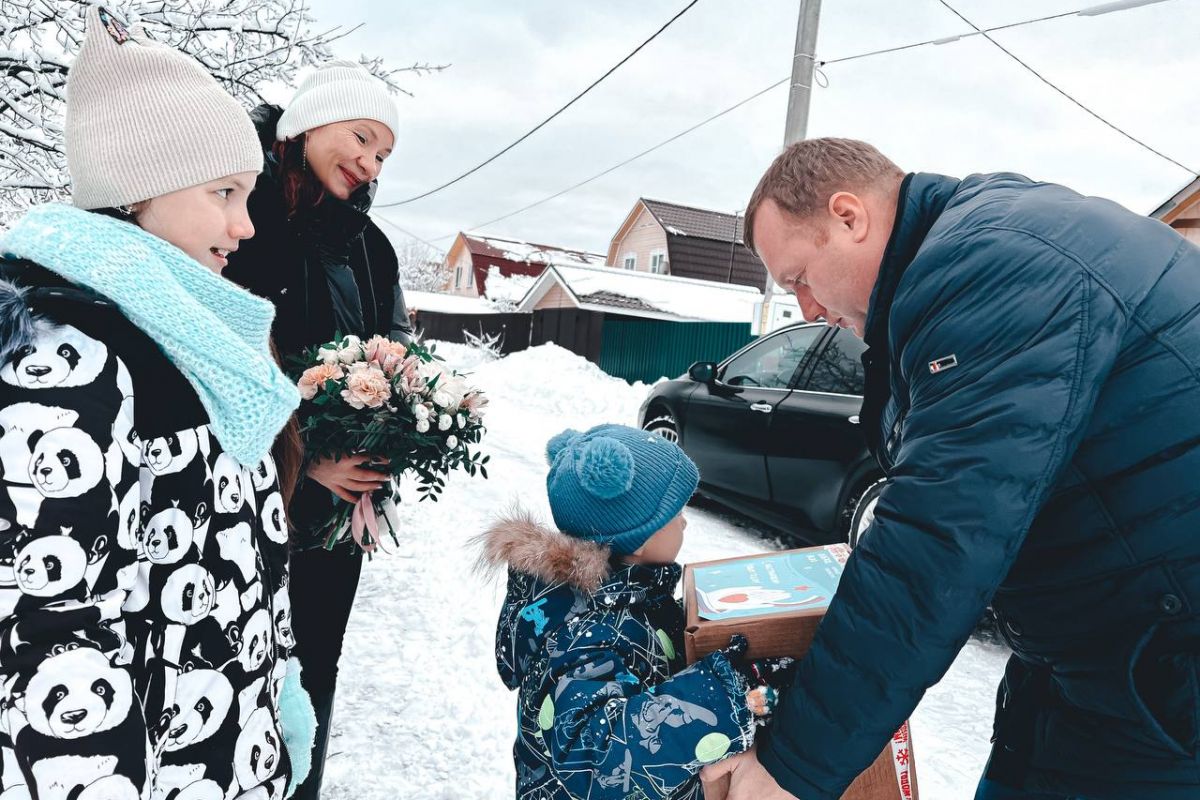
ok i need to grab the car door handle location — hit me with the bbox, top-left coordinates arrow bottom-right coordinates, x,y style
750,402 -> 773,414
848,415 -> 860,424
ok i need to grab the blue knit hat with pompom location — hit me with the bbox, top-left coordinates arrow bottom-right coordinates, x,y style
545,424 -> 699,554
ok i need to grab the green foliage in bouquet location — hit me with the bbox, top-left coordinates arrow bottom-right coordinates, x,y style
289,334 -> 490,549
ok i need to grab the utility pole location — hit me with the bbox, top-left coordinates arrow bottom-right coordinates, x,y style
783,0 -> 823,147
758,0 -> 822,333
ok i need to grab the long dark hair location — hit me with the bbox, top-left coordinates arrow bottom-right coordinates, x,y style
272,135 -> 328,218
268,339 -> 304,512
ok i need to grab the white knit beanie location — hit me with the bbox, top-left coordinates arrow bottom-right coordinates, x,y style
65,6 -> 263,210
276,60 -> 400,144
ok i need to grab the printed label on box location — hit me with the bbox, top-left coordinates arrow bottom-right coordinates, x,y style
693,544 -> 850,621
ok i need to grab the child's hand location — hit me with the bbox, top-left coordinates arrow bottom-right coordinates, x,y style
741,656 -> 797,719
745,685 -> 779,717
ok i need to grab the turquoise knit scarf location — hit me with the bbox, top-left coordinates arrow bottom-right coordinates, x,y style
1,204 -> 300,467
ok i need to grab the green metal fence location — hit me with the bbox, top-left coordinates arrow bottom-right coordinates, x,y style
598,317 -> 754,384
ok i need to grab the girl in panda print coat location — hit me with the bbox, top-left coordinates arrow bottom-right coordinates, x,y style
0,8 -> 310,800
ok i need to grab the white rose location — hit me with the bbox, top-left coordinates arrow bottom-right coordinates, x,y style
413,404 -> 430,421
416,418 -> 430,433
446,435 -> 458,449
457,413 -> 467,428
338,335 -> 364,364
317,346 -> 341,365
438,414 -> 452,431
416,360 -> 446,383
433,391 -> 453,408
438,374 -> 469,408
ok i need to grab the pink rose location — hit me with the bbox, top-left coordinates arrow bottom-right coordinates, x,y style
365,336 -> 409,366
399,356 -> 426,392
341,365 -> 392,409
463,391 -> 488,419
298,363 -> 345,401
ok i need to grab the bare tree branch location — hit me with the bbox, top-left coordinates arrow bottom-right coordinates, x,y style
1,0 -> 443,223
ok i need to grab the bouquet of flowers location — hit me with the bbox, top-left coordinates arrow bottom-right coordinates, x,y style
292,334 -> 489,552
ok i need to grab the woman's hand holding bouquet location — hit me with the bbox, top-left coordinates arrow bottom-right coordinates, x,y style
293,334 -> 489,552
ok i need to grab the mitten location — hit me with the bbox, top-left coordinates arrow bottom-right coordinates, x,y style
743,656 -> 797,717
278,657 -> 317,797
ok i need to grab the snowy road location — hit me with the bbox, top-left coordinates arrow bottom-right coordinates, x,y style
321,343 -> 1009,799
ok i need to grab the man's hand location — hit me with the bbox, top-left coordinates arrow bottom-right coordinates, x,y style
700,746 -> 800,799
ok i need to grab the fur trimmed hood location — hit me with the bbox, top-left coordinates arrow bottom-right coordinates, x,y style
0,276 -> 34,367
481,508 -> 684,690
475,508 -> 612,593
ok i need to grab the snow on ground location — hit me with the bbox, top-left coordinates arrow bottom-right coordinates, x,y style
323,342 -> 1008,799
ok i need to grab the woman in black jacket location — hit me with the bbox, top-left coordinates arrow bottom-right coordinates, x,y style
223,61 -> 410,800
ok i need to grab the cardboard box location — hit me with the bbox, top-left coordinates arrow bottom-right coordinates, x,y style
684,544 -> 918,800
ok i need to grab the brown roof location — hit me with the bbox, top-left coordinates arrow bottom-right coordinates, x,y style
642,198 -> 744,242
576,290 -> 662,313
461,233 -> 605,267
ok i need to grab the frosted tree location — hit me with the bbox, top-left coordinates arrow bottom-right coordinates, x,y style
394,238 -> 451,292
0,0 -> 445,221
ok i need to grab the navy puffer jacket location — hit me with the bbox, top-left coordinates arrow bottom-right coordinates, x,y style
761,172 -> 1200,800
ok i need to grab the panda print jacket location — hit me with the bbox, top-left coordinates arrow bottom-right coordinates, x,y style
0,262 -> 295,800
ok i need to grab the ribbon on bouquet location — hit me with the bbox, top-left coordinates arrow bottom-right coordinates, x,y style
350,492 -> 381,553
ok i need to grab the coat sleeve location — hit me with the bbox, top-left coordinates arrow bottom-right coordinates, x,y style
0,337 -> 151,797
544,620 -> 755,799
759,229 -> 1127,799
390,283 -> 414,344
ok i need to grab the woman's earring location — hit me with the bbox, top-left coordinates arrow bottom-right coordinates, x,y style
117,204 -> 134,217
302,137 -> 308,172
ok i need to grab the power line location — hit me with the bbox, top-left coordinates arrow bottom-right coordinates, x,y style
380,0 -> 1194,240
935,0 -> 1197,175
370,212 -> 447,253
819,7 -> 1083,67
431,77 -> 790,240
376,0 -> 702,208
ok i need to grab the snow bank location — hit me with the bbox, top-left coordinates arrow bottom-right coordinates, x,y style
406,289 -> 501,315
323,343 -> 1006,799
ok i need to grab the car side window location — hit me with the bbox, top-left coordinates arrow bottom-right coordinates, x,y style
722,326 -> 824,389
805,331 -> 867,395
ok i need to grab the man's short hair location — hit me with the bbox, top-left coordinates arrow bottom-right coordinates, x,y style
744,138 -> 904,254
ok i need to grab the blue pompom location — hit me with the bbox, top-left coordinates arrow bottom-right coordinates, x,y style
546,429 -> 582,466
575,437 -> 635,500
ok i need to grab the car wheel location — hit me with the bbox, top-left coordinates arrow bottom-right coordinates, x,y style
847,478 -> 886,548
643,412 -> 679,444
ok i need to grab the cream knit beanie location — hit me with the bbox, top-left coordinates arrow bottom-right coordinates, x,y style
276,60 -> 399,144
65,6 -> 262,210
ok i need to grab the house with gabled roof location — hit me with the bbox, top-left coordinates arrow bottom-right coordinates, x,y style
1151,176 -> 1200,246
605,198 -> 768,289
441,232 -> 605,298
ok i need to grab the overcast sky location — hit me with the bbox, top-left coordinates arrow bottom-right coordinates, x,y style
298,0 -> 1200,257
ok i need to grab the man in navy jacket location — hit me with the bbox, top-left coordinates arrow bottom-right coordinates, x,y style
701,138 -> 1200,800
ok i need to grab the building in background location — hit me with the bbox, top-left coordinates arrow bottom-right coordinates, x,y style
441,232 -> 605,297
1151,176 -> 1200,246
605,198 -> 768,289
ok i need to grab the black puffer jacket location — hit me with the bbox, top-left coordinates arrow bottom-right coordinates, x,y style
225,105 -> 413,546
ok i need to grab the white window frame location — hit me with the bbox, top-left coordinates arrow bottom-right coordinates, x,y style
454,264 -> 463,288
649,250 -> 667,274
622,252 -> 637,271
466,266 -> 474,288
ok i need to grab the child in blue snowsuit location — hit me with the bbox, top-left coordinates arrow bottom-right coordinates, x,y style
478,424 -> 792,799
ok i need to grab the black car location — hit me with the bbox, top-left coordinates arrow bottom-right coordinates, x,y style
638,322 -> 883,547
